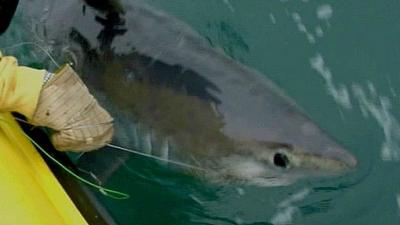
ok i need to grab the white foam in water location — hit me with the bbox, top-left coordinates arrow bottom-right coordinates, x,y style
271,206 -> 297,225
291,12 -> 301,23
297,23 -> 306,32
317,4 -> 333,21
234,216 -> 243,225
315,26 -> 324,37
270,188 -> 310,225
222,0 -> 235,12
236,187 -> 245,196
270,13 -> 277,24
291,12 -> 316,44
352,84 -> 400,161
310,53 -> 352,109
189,194 -> 204,205
278,188 -> 310,208
306,34 -> 316,43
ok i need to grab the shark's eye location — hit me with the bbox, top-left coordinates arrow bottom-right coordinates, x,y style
273,153 -> 289,169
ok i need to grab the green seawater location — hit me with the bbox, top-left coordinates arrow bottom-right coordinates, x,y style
2,0 -> 400,224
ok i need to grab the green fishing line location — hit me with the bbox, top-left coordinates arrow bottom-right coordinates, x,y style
0,118 -> 130,200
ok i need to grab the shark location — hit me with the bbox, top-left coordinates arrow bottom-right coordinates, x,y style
20,0 -> 357,186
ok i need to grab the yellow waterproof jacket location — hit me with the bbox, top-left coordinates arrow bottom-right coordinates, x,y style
0,52 -> 45,119
0,53 -> 88,224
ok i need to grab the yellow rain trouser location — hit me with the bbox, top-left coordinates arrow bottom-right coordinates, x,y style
0,113 -> 88,225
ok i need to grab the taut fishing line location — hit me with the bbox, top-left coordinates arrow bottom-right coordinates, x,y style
106,143 -> 205,171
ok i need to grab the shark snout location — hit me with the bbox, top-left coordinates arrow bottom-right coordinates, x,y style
322,146 -> 357,169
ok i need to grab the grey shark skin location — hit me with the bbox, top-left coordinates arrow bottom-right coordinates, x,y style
21,0 -> 356,186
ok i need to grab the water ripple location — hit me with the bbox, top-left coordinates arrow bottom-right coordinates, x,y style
310,53 -> 352,109
353,83 -> 400,161
270,188 -> 310,225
